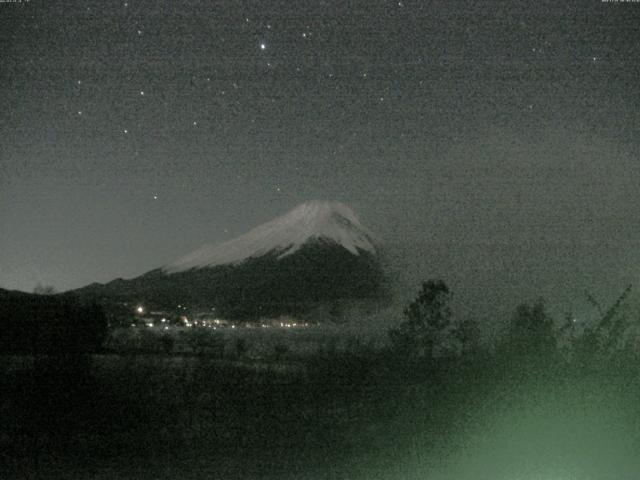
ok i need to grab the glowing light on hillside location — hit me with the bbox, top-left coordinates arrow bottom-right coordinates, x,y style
136,305 -> 144,314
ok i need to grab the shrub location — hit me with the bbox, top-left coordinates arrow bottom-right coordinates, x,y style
388,280 -> 452,360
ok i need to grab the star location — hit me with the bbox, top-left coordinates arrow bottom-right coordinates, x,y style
77,110 -> 82,115
140,91 -> 145,96
137,30 -> 142,35
153,195 -> 158,200
76,80 -> 82,85
123,129 -> 128,134
260,43 -> 266,51
193,121 -> 198,126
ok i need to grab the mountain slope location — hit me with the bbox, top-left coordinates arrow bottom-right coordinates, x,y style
165,200 -> 376,272
72,201 -> 387,319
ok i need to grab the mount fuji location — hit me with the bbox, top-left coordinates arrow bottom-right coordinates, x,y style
71,201 -> 387,320
165,200 -> 377,273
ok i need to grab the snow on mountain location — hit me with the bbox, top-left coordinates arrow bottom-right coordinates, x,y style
164,201 -> 376,273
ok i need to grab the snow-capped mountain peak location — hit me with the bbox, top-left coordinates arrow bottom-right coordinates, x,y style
164,200 -> 376,273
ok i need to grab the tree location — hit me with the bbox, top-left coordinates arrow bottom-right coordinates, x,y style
33,283 -> 56,295
80,302 -> 109,352
572,285 -> 633,366
389,280 -> 452,359
505,299 -> 556,360
453,318 -> 481,355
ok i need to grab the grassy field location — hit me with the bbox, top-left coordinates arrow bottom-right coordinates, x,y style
3,330 -> 640,479
0,340 -> 404,480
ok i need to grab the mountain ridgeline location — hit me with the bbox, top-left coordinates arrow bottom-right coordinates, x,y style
72,201 -> 388,320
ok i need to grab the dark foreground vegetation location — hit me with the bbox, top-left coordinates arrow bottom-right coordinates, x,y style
2,282 -> 640,479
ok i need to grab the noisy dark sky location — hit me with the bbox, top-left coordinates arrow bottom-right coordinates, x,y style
2,0 -> 640,318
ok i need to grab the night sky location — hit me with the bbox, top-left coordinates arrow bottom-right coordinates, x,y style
2,0 -> 640,319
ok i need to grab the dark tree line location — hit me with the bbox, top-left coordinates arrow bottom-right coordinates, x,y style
389,279 -> 638,374
0,290 -> 108,354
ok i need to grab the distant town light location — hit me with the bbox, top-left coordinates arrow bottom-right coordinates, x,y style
136,305 -> 144,314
